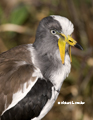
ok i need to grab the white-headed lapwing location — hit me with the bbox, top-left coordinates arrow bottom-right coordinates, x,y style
0,15 -> 83,120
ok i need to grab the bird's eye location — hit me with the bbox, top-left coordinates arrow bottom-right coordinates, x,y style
51,30 -> 56,35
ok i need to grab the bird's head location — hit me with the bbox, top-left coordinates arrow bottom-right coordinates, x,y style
33,15 -> 83,64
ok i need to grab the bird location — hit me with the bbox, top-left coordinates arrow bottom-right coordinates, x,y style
0,15 -> 83,120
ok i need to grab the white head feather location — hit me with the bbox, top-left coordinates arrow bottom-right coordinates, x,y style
51,15 -> 74,36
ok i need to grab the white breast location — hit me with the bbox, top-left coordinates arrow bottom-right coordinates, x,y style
51,53 -> 71,91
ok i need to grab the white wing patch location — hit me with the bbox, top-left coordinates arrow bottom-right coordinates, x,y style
2,77 -> 38,115
28,44 -> 43,79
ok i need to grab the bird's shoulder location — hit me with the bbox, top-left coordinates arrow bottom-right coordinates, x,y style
0,44 -> 32,64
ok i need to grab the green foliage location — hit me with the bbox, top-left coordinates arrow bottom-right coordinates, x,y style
9,5 -> 29,25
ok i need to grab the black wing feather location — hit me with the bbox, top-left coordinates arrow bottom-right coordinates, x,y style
1,78 -> 53,120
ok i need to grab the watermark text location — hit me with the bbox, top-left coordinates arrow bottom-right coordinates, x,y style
58,101 -> 85,105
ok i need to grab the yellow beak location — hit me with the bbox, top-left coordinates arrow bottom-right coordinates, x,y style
58,33 -> 83,64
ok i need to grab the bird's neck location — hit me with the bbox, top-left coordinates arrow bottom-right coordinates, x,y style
31,45 -> 71,91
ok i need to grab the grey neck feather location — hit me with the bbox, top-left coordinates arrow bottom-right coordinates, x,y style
32,44 -> 69,80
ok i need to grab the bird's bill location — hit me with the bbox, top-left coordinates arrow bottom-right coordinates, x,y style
58,34 -> 83,64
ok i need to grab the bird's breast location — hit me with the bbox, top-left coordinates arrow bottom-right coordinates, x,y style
50,53 -> 71,91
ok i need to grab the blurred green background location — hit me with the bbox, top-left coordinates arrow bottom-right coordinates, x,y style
0,0 -> 93,120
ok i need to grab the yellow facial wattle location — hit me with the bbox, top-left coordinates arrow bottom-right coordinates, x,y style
58,34 -> 82,64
